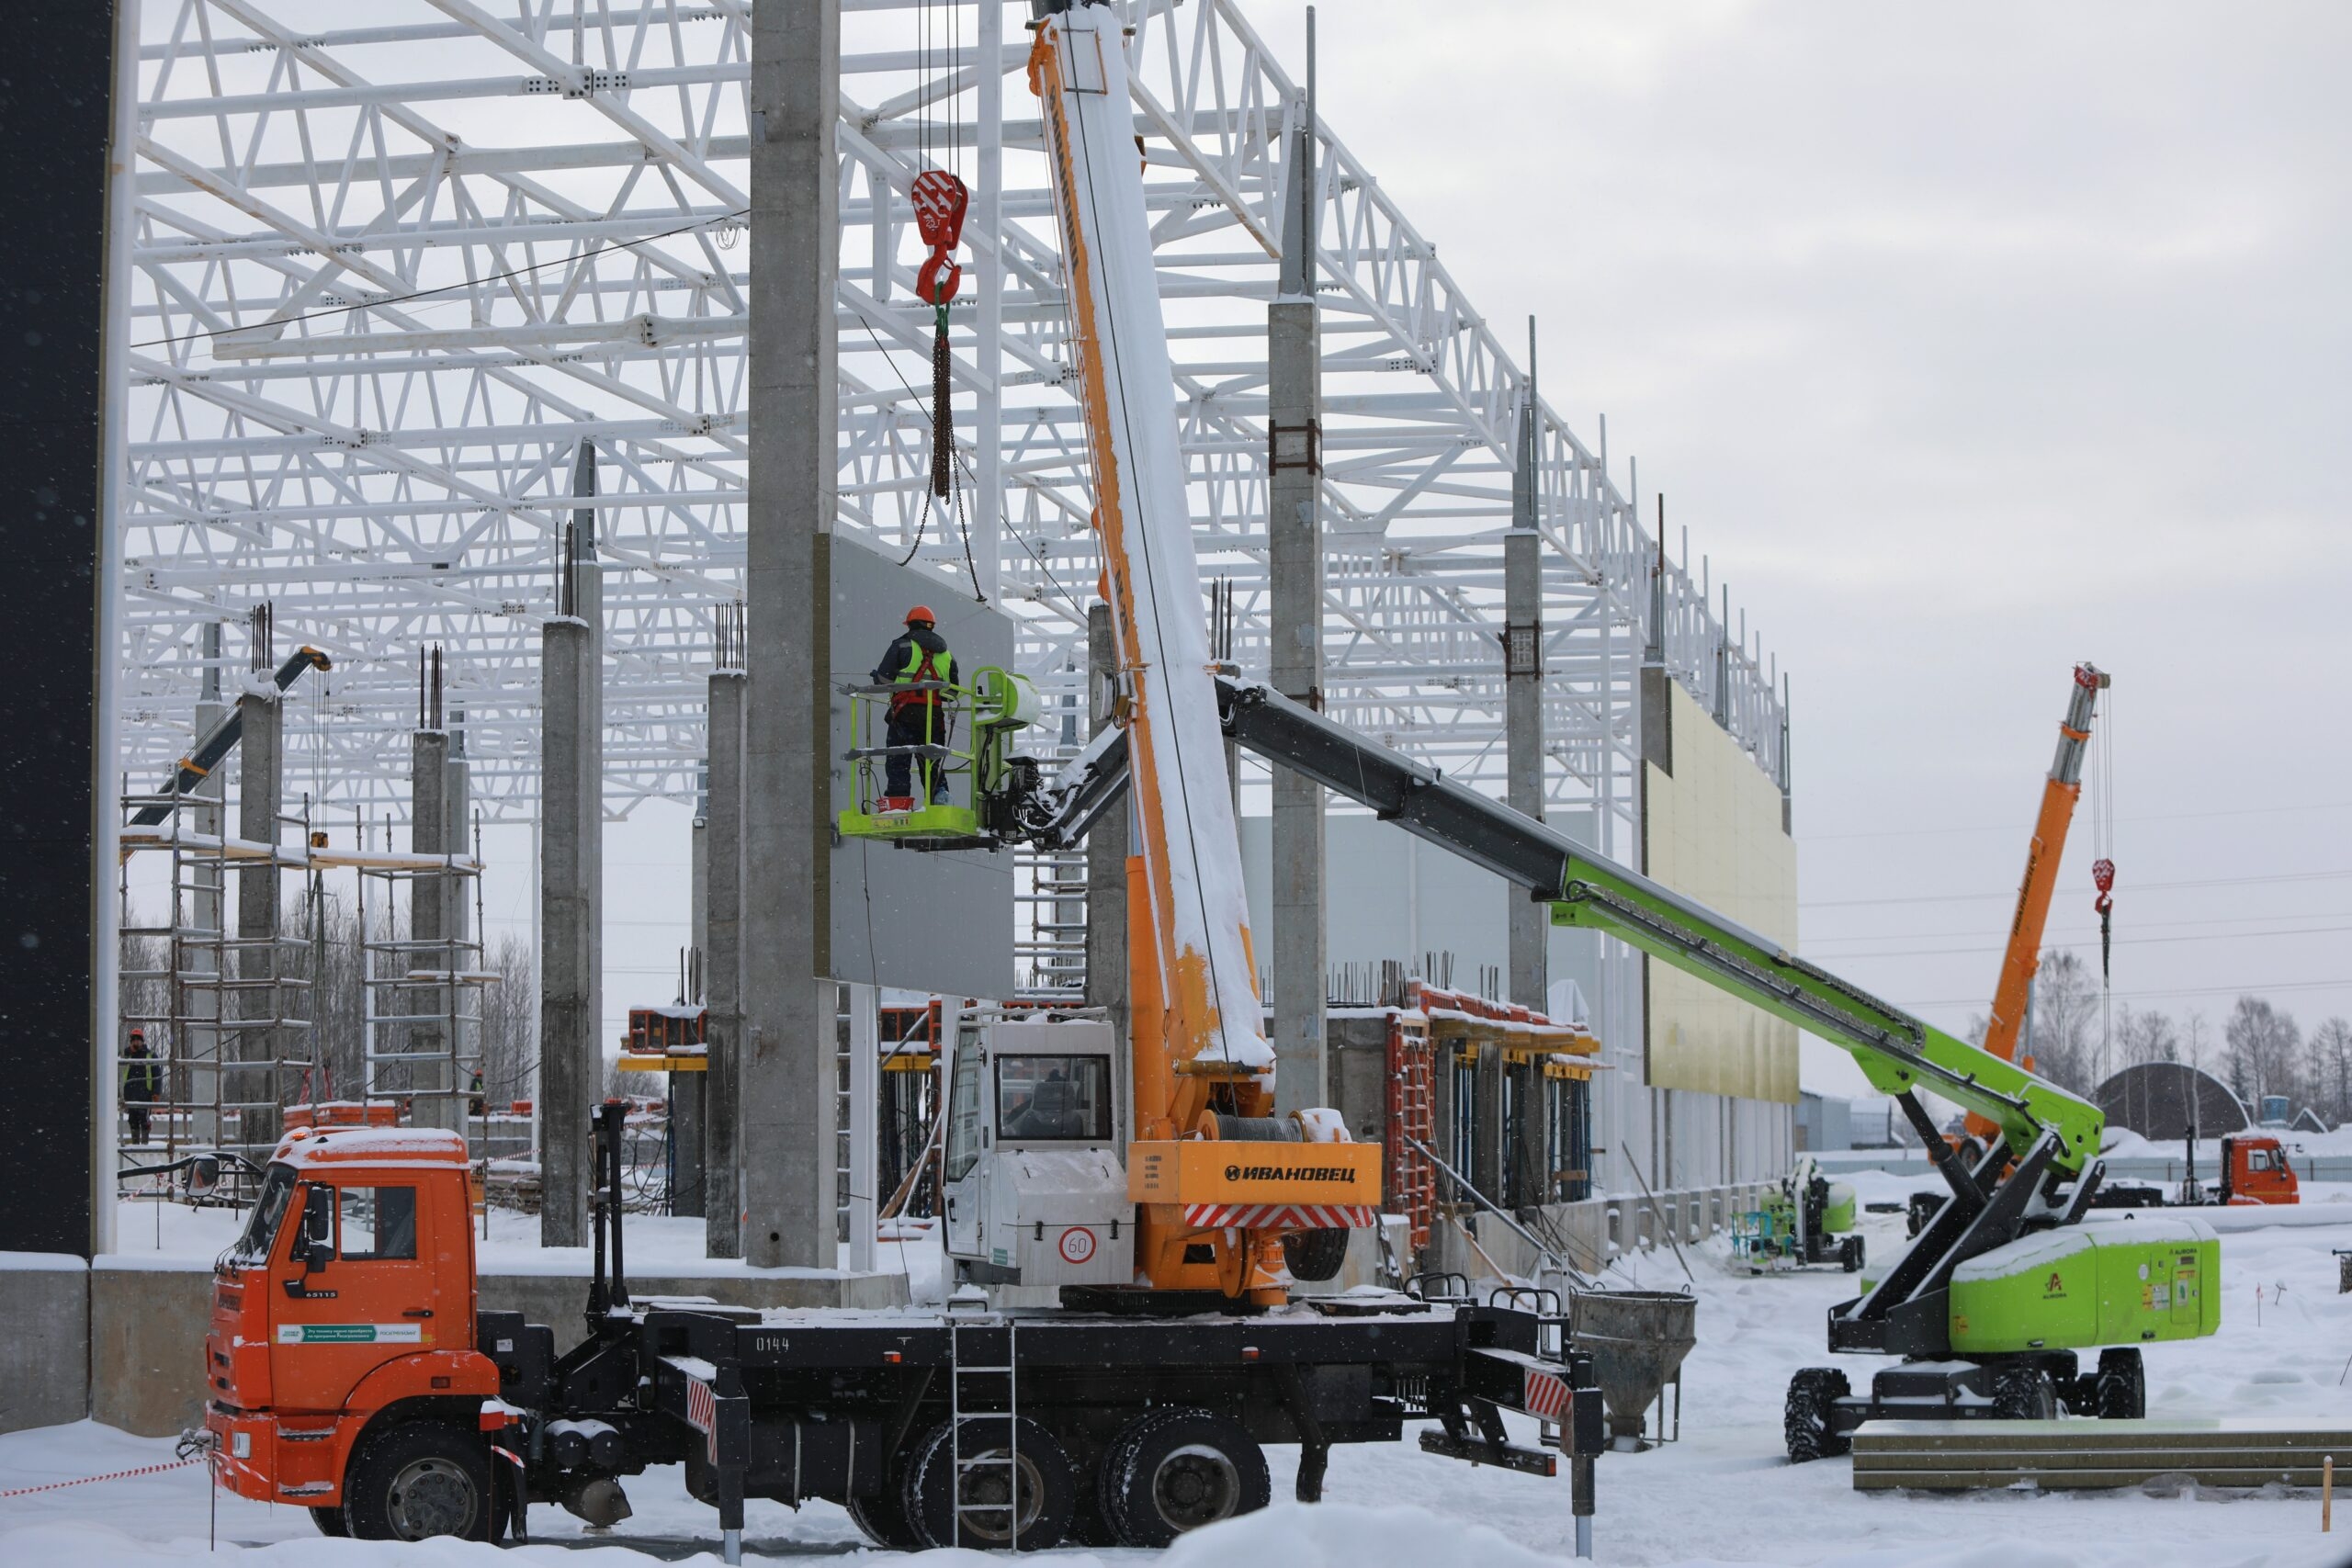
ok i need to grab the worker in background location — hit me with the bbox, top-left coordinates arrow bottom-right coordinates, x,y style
871,605 -> 959,808
122,1026 -> 159,1146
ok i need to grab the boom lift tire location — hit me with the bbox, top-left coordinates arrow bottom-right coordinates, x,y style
1782,1368 -> 1852,1463
847,1484 -> 926,1551
341,1420 -> 492,1541
309,1506 -> 347,1537
1283,1227 -> 1351,1283
1100,1406 -> 1271,1546
1838,1235 -> 1864,1273
903,1416 -> 1076,1551
2094,1348 -> 2146,1420
1991,1363 -> 2058,1422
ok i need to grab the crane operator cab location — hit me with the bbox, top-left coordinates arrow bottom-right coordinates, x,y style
942,1009 -> 1133,1289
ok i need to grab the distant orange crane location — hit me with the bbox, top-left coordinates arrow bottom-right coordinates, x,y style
1965,662 -> 2109,1145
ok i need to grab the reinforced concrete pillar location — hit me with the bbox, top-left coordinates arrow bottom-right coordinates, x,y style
1268,56 -> 1326,1115
671,788 -> 707,1219
410,725 -> 457,1132
234,669 -> 281,1151
705,665 -> 745,1256
538,618 -> 594,1247
1084,604 -> 1130,1141
1505,329 -> 1546,1013
741,0 -> 839,1269
186,624 -> 225,1145
445,716 -> 477,1133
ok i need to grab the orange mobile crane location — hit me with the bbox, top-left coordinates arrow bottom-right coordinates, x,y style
1963,663 -> 2109,1145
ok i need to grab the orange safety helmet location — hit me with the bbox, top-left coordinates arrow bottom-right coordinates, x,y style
904,605 -> 936,626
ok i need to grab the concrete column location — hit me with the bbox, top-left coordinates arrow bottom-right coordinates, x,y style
410,728 -> 457,1131
538,619 -> 594,1247
573,442 -> 605,1110
1084,604 -> 1130,1144
845,981 -> 877,1272
186,624 -> 225,1145
444,717 -> 477,1135
1505,332 -> 1545,1013
741,0 -> 839,1269
1268,62 -> 1325,1116
705,669 -> 745,1257
233,682 -> 281,1151
671,788 -> 707,1218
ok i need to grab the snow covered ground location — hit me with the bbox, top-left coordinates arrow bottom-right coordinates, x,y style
8,1203 -> 2348,1568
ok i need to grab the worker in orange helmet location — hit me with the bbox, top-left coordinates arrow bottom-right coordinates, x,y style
871,604 -> 959,809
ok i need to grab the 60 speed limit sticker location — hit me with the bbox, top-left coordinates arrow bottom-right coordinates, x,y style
1057,1227 -> 1096,1265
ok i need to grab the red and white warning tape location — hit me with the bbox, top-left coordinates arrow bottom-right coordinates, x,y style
0,1456 -> 204,1499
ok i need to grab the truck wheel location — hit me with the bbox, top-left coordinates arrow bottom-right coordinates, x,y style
1283,1228 -> 1351,1283
903,1416 -> 1075,1551
341,1421 -> 492,1541
1100,1407 -> 1270,1547
309,1505 -> 347,1537
1991,1363 -> 2057,1422
1783,1369 -> 1851,1462
847,1485 -> 925,1551
1838,1235 -> 1864,1273
2094,1348 -> 2145,1420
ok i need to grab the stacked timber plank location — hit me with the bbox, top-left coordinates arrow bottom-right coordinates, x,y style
1853,1418 -> 2351,1492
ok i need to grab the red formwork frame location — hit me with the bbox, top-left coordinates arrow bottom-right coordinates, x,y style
1385,1009 -> 1437,1253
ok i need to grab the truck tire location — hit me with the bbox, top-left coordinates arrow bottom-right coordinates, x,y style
2094,1348 -> 2145,1420
1782,1368 -> 1851,1462
1991,1363 -> 2057,1422
341,1421 -> 492,1541
1283,1227 -> 1351,1283
1838,1235 -> 1864,1273
847,1486 -> 925,1551
903,1416 -> 1075,1551
309,1506 -> 347,1537
1099,1407 -> 1270,1547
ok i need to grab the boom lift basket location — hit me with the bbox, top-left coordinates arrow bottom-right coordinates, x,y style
836,665 -> 1039,848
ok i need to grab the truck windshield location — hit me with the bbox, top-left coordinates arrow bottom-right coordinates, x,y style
224,1163 -> 297,1266
996,1055 -> 1112,1142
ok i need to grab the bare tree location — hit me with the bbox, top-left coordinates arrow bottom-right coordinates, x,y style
2224,995 -> 2301,1110
2307,1017 -> 2352,1128
2117,1008 -> 2180,1068
2025,949 -> 2100,1092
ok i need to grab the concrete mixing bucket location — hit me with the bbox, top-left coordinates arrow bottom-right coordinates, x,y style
1567,1289 -> 1698,1446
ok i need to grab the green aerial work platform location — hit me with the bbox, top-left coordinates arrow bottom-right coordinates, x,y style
834,664 -> 1040,849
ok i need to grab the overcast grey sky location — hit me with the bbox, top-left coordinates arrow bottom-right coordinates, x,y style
1242,2 -> 2352,1093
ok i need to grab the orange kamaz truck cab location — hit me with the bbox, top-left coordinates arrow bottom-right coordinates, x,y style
205,1124 -> 504,1537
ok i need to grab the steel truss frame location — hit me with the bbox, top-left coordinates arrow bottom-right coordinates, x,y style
121,0 -> 1787,873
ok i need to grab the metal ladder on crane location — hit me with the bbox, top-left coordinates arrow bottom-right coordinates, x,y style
948,1315 -> 1023,1548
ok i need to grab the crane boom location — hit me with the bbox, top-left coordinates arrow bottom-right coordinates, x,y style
1033,3 -> 1267,1083
1966,661 -> 2108,1141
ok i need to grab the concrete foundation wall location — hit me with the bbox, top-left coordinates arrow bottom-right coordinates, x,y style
91,1261 -> 214,1437
0,1257 -> 90,1436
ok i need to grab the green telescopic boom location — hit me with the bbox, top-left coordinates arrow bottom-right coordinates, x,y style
1209,678 -> 2105,1173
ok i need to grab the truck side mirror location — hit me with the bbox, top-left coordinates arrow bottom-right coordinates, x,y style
298,1185 -> 335,1273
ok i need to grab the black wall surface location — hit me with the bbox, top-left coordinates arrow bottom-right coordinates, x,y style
0,6 -> 118,1257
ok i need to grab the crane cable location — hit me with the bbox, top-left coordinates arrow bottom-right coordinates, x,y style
2090,680 -> 2117,1066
